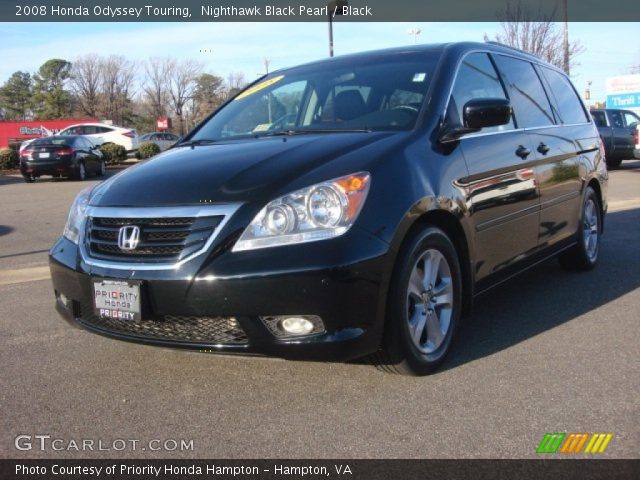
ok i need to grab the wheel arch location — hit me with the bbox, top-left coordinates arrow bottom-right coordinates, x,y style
410,209 -> 474,315
383,207 -> 474,324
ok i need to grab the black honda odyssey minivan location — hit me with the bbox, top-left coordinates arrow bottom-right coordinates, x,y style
50,42 -> 607,375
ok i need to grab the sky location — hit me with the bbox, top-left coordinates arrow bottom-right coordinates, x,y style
0,21 -> 639,104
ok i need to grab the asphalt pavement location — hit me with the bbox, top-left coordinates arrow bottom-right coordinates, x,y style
0,162 -> 638,459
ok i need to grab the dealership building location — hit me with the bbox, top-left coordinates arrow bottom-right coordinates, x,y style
0,119 -> 98,149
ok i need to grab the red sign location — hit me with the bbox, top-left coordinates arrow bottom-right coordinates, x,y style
0,118 -> 98,149
156,118 -> 172,131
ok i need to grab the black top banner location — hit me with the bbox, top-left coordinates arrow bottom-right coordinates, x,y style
4,0 -> 640,22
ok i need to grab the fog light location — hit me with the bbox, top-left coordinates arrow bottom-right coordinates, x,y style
280,317 -> 314,335
56,292 -> 70,308
260,315 -> 324,337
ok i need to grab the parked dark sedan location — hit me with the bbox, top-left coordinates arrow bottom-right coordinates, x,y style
49,42 -> 607,375
20,135 -> 105,182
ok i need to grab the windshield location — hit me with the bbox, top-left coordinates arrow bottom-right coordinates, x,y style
188,55 -> 438,142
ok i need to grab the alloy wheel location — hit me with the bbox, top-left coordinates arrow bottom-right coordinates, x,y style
406,249 -> 454,354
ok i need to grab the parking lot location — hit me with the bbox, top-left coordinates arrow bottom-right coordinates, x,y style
0,162 -> 638,459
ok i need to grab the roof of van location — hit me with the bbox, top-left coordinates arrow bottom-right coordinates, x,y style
272,41 -> 547,73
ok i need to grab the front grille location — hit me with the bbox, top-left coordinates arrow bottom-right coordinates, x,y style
86,216 -> 223,263
79,304 -> 248,345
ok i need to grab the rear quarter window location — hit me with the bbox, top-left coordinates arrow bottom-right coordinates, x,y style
539,67 -> 589,124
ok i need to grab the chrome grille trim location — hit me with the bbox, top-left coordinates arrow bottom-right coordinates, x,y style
79,204 -> 242,270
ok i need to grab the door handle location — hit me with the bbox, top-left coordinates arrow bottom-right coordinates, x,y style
515,145 -> 531,159
537,143 -> 550,155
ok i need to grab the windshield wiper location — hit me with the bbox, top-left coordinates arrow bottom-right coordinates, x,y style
261,128 -> 372,137
175,138 -> 218,148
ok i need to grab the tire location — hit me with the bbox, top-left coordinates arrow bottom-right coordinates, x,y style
97,160 -> 106,177
23,175 -> 35,183
606,157 -> 622,169
559,186 -> 601,271
374,226 -> 462,375
75,162 -> 86,181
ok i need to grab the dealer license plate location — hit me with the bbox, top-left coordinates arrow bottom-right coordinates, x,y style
93,279 -> 141,321
38,152 -> 50,159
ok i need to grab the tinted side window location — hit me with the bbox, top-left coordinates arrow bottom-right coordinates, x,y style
540,67 -> 588,124
98,127 -> 113,133
493,55 -> 554,128
63,126 -> 83,135
448,53 -> 514,132
591,111 -> 607,127
609,111 -> 624,128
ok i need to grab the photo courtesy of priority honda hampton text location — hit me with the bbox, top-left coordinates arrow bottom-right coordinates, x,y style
49,42 -> 607,375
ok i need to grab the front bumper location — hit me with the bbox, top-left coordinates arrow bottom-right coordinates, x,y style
49,229 -> 390,361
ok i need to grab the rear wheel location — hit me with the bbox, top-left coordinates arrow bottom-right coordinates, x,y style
375,226 -> 462,375
559,186 -> 601,271
97,159 -> 106,177
23,175 -> 35,183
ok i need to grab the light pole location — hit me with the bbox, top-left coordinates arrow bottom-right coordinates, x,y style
327,0 -> 348,57
584,81 -> 592,107
407,27 -> 422,44
563,0 -> 570,75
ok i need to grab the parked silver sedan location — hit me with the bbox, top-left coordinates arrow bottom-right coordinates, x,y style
139,132 -> 180,151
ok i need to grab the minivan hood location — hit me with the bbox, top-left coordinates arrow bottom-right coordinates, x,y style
91,132 -> 397,207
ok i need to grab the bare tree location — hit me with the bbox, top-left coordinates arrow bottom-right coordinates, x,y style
70,54 -> 102,117
185,73 -> 225,129
142,57 -> 173,122
100,55 -> 135,125
487,1 -> 584,75
167,59 -> 203,135
224,72 -> 246,99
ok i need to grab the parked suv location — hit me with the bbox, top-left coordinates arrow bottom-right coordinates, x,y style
58,123 -> 139,152
590,108 -> 640,168
50,42 -> 607,375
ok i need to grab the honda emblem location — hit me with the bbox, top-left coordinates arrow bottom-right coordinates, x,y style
118,225 -> 140,251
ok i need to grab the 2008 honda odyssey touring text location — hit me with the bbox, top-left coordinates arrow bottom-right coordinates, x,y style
50,42 -> 608,375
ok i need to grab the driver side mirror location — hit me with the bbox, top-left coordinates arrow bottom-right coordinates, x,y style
440,98 -> 512,143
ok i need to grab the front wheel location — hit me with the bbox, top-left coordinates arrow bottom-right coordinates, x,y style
375,226 -> 462,375
559,186 -> 601,271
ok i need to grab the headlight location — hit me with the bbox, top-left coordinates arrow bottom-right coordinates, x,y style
233,172 -> 370,252
63,186 -> 93,244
